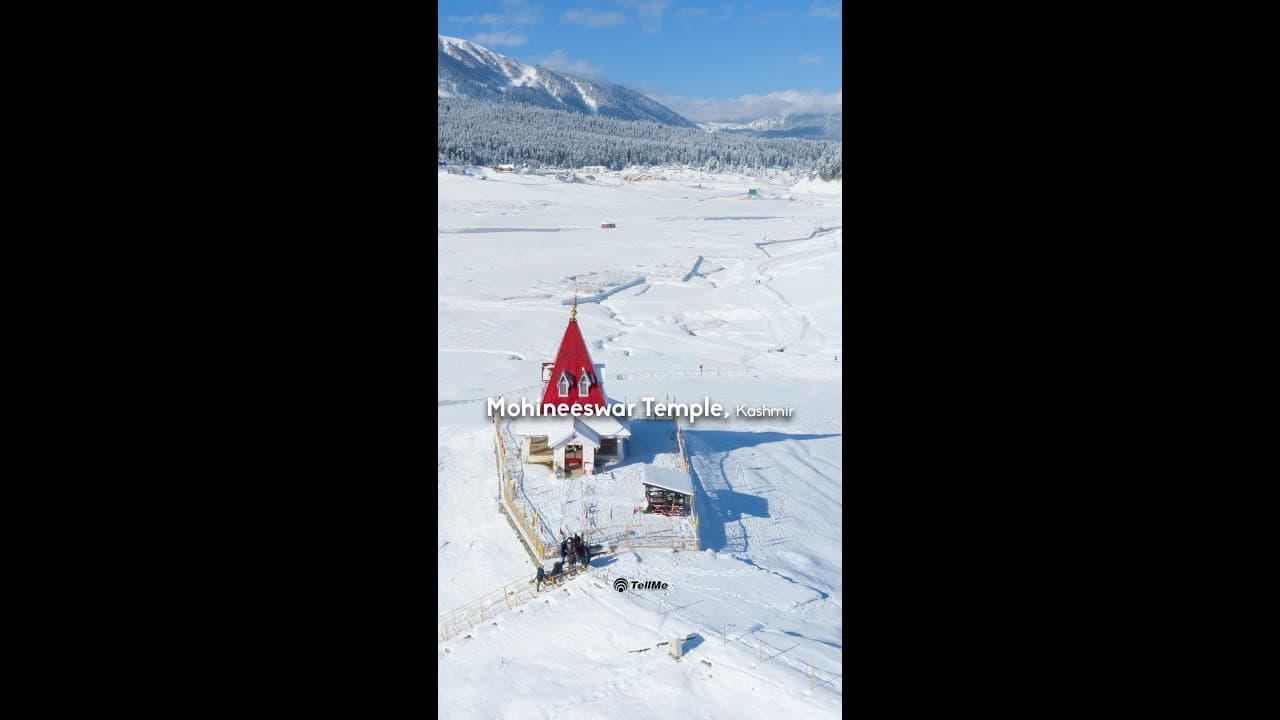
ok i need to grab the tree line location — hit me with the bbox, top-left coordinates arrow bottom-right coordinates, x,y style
438,97 -> 842,179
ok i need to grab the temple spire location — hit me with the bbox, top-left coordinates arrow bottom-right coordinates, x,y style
570,290 -> 578,322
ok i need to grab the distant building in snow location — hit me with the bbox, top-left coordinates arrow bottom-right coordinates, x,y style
495,163 -> 516,173
621,168 -> 663,182
600,221 -> 616,229
581,165 -> 607,174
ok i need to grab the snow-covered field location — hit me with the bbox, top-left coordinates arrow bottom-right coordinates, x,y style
438,166 -> 842,718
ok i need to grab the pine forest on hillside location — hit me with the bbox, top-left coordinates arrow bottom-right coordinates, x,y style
438,96 -> 843,179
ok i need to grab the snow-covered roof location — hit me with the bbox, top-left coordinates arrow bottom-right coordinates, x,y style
548,422 -> 579,449
579,413 -> 631,438
576,417 -> 604,445
510,413 -> 630,440
572,418 -> 600,447
545,418 -> 602,449
510,415 -> 572,438
640,464 -> 694,496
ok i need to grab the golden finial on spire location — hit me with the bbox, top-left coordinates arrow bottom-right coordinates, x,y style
570,292 -> 578,321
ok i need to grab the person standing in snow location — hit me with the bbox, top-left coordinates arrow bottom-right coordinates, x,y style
560,538 -> 568,563
535,565 -> 545,591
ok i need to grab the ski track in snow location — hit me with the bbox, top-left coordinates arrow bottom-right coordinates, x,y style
438,226 -> 568,233
437,348 -> 526,360
753,240 -> 840,353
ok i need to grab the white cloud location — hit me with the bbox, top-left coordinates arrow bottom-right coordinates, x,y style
613,0 -> 669,30
562,9 -> 627,27
808,2 -> 840,20
636,0 -> 669,16
477,12 -> 535,25
474,30 -> 528,46
649,88 -> 842,123
540,50 -> 606,80
753,10 -> 791,23
636,0 -> 669,32
451,1 -> 540,25
799,54 -> 821,64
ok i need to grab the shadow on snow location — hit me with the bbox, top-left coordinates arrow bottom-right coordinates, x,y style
684,430 -> 839,553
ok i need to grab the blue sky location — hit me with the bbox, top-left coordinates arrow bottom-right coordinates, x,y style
439,0 -> 842,122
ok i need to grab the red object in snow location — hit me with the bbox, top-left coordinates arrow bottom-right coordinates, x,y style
539,314 -> 609,410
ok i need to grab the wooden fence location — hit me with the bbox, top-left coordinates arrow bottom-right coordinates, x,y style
494,413 -> 557,561
438,571 -> 544,641
590,518 -> 700,551
493,410 -> 701,560
675,415 -> 690,472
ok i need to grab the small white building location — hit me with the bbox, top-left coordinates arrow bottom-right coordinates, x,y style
641,465 -> 694,516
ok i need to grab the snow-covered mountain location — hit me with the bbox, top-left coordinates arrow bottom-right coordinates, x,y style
746,112 -> 841,134
696,121 -> 752,132
438,35 -> 695,127
701,112 -> 842,140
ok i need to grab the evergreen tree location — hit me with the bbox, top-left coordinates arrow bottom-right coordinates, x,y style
438,97 -> 841,174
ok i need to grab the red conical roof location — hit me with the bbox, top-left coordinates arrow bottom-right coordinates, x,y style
540,317 -> 608,410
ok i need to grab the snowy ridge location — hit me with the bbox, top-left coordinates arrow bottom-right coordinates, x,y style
701,112 -> 842,140
567,77 -> 598,113
438,35 -> 694,126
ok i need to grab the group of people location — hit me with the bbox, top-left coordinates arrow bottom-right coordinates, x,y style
536,533 -> 592,591
560,533 -> 590,568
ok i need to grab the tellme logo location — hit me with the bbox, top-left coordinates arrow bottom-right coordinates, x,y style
613,577 -> 670,592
